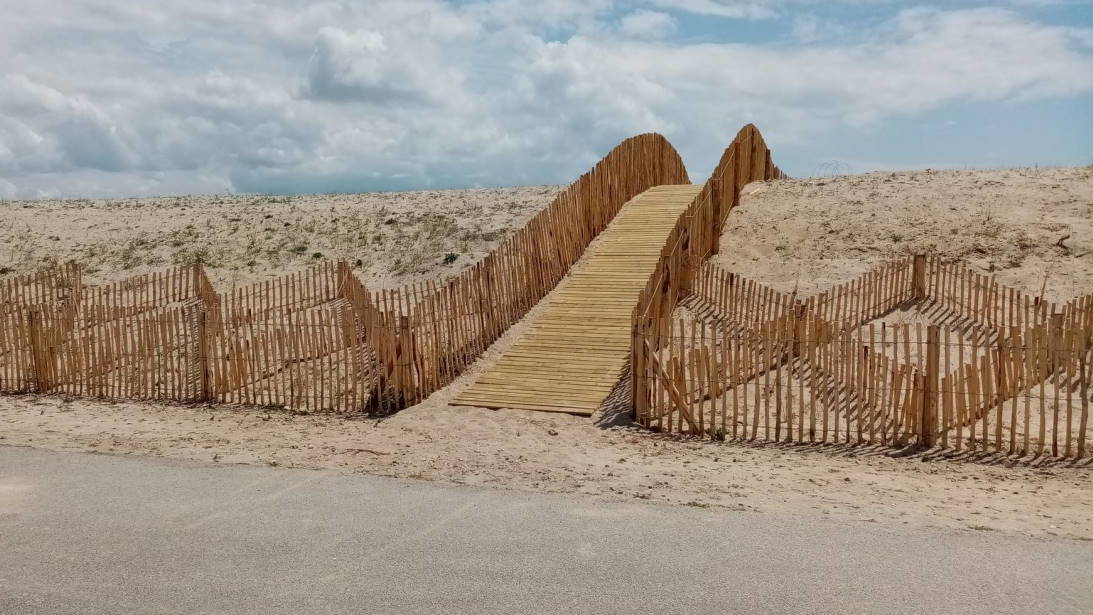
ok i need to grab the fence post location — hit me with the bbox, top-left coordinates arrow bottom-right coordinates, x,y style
1079,346 -> 1089,459
195,307 -> 211,402
393,315 -> 411,408
912,254 -> 927,301
26,307 -> 46,393
192,262 -> 202,296
631,317 -> 638,420
709,177 -> 723,255
335,260 -> 349,298
1050,312 -> 1064,371
793,302 -> 807,358
188,263 -> 209,402
921,325 -> 940,448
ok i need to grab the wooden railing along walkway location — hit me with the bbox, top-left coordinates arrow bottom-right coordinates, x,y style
1,133 -> 690,414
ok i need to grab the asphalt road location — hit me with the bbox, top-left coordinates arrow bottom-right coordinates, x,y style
1,446 -> 1089,614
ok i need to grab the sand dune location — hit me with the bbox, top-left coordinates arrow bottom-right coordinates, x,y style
2,168 -> 1092,539
0,186 -> 559,290
717,167 -> 1093,303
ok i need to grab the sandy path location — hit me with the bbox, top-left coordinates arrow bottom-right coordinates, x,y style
3,394 -> 1091,541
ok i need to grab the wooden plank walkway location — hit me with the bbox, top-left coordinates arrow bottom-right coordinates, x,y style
454,184 -> 703,415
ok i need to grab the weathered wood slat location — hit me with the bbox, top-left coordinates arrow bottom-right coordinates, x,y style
455,184 -> 702,415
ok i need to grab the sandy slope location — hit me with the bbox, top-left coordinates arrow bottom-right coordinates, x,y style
717,167 -> 1093,303
3,395 -> 1091,540
2,168 -> 1093,539
0,187 -> 559,289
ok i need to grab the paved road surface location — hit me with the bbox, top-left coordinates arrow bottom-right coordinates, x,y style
1,446 -> 1089,614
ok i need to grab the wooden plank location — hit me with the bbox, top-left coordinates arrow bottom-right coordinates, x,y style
456,390 -> 602,407
455,184 -> 701,411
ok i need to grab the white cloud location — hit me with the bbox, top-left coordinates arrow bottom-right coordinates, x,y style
465,0 -> 615,30
791,14 -> 851,43
0,1 -> 1091,198
645,0 -> 1080,20
307,29 -> 438,104
646,0 -> 776,19
0,75 -> 133,174
619,10 -> 677,38
0,74 -> 68,114
521,8 -> 1093,126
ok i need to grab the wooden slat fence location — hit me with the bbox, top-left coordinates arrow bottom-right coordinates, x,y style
640,314 -> 926,444
1,132 -> 692,414
807,257 -> 915,332
935,322 -> 1091,457
0,262 -> 82,310
355,132 -> 690,409
632,124 -> 786,428
0,264 -> 201,399
925,256 -> 1053,332
203,262 -> 368,411
627,124 -> 1093,459
634,256 -> 1093,459
686,258 -> 915,335
688,267 -> 795,329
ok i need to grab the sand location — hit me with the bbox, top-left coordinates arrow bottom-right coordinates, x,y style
3,167 -> 1093,540
3,393 -> 1091,540
717,167 -> 1093,303
0,187 -> 559,290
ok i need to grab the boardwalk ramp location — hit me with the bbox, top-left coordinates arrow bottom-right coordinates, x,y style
455,184 -> 703,415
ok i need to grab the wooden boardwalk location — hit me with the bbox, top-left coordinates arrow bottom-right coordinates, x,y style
455,184 -> 703,415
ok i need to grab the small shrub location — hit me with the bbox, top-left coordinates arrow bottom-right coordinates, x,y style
443,252 -> 459,265
172,247 -> 216,268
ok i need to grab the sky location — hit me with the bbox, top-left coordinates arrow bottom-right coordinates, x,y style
1,0 -> 1092,199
